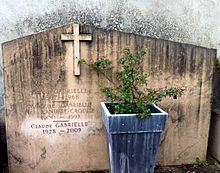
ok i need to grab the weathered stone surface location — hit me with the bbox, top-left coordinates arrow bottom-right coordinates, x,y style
2,24 -> 216,172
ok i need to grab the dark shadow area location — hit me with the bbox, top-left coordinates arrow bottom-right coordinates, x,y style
208,61 -> 220,161
211,61 -> 220,113
0,108 -> 8,173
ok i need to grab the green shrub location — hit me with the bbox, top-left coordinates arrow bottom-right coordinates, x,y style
80,48 -> 185,119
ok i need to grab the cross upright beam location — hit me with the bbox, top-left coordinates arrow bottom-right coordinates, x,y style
61,24 -> 92,76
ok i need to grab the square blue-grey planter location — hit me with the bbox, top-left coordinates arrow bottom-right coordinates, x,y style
101,102 -> 168,173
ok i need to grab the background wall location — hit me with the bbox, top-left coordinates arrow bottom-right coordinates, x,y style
0,0 -> 220,167
1,0 -> 220,47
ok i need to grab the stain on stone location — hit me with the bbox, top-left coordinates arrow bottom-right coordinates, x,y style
53,35 -> 63,57
9,151 -> 23,165
196,81 -> 203,121
41,147 -> 46,159
28,160 -> 40,170
57,70 -> 66,82
32,39 -> 43,70
10,54 -> 16,66
190,47 -> 196,74
178,45 -> 187,76
28,147 -> 46,169
14,131 -> 20,137
170,115 -> 184,124
165,44 -> 170,72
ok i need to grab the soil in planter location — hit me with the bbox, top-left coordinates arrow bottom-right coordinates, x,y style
105,103 -> 159,115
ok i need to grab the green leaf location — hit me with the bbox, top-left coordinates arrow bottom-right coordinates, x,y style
81,48 -> 185,119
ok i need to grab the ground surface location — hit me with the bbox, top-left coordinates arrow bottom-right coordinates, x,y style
155,164 -> 220,173
3,164 -> 220,173
59,164 -> 220,173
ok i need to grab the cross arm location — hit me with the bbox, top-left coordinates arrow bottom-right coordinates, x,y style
61,34 -> 92,41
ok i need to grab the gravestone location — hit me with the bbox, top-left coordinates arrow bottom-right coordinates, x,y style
2,24 -> 108,173
2,23 -> 216,173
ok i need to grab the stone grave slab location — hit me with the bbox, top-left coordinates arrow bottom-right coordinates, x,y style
2,23 -> 216,173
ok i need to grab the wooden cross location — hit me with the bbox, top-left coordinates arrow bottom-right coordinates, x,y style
61,24 -> 92,76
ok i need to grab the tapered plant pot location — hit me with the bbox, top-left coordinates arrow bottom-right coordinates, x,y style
101,102 -> 168,173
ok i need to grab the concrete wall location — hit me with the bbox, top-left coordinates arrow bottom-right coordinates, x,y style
1,0 -> 220,48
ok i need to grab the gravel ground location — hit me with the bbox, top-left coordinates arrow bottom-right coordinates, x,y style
59,164 -> 220,173
155,164 -> 220,173
2,163 -> 220,173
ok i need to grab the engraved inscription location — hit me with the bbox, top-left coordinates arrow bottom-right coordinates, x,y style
22,88 -> 98,137
24,119 -> 91,136
27,88 -> 95,120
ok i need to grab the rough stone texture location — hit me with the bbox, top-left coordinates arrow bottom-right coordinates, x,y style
2,24 -> 216,172
1,0 -> 219,48
1,0 -> 220,169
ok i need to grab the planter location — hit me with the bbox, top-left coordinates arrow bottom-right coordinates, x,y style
101,102 -> 168,173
